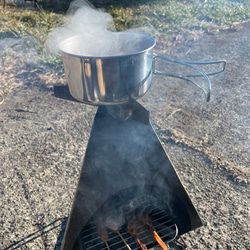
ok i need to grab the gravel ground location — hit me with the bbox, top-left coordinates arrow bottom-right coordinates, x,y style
0,21 -> 249,250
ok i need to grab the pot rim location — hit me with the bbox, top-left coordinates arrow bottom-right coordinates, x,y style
59,31 -> 156,59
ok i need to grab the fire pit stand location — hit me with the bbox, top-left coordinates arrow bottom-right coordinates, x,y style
54,86 -> 203,250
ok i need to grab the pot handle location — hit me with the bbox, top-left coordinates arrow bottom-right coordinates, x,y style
153,54 -> 226,102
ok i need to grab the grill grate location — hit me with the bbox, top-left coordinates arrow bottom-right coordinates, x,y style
79,208 -> 178,250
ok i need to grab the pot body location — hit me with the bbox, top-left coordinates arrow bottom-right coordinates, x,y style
60,33 -> 155,105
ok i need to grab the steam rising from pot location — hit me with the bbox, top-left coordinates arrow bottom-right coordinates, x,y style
46,0 -> 158,57
46,0 -> 114,55
47,0 -> 116,56
59,31 -> 154,57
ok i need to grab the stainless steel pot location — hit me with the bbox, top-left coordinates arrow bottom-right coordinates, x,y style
59,32 -> 226,105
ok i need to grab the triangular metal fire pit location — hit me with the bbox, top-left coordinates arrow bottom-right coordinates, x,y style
54,87 -> 202,250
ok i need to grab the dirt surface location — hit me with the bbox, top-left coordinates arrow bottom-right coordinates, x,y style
0,21 -> 250,250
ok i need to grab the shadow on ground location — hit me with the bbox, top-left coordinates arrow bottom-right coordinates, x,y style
3,217 -> 67,250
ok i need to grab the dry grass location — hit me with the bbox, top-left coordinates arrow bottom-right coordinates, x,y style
0,48 -> 65,97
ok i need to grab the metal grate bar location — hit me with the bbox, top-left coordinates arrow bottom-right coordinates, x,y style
79,206 -> 178,250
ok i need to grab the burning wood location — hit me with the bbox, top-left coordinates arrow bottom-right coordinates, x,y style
146,223 -> 168,250
137,211 -> 168,249
94,194 -> 171,249
137,238 -> 148,250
